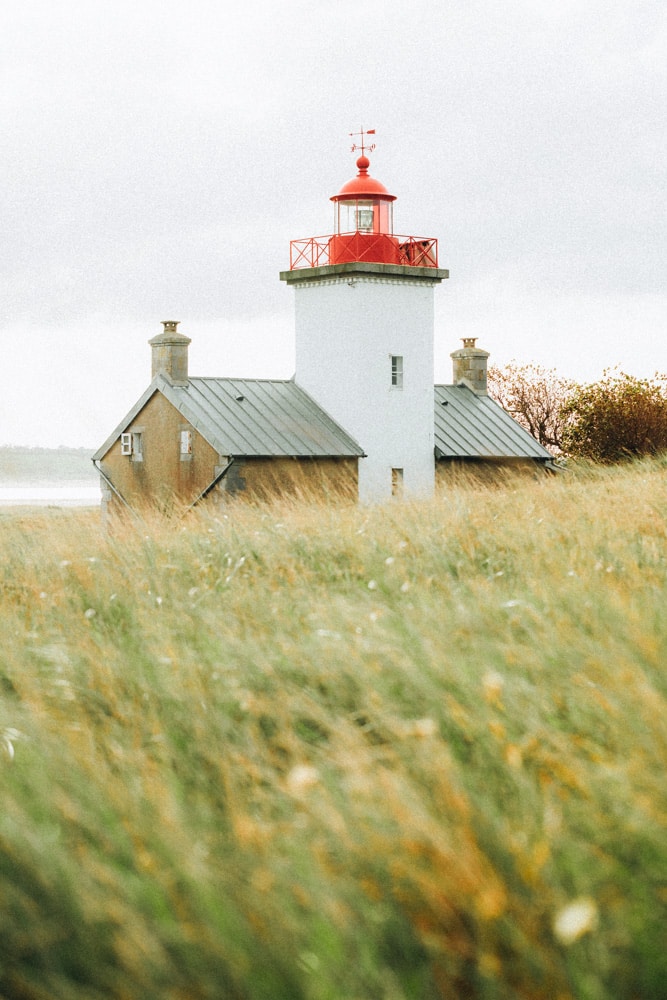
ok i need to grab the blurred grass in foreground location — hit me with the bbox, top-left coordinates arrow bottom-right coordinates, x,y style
0,458 -> 666,1000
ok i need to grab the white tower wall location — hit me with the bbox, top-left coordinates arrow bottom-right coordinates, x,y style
293,271 -> 439,503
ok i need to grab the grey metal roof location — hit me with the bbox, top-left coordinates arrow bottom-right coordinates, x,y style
94,376 -> 364,460
94,374 -> 550,465
434,384 -> 553,461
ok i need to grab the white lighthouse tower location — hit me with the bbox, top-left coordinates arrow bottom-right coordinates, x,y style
280,131 -> 448,502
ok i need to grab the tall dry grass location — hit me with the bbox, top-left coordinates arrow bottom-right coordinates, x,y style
0,459 -> 666,999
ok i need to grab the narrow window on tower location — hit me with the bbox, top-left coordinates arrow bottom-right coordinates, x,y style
391,355 -> 404,388
392,468 -> 404,497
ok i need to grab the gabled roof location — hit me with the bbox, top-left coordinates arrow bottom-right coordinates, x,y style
93,376 -> 364,461
434,384 -> 553,461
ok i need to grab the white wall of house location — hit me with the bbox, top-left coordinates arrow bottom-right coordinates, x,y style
293,272 -> 438,502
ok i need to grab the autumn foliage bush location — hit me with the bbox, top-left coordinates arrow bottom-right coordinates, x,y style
488,362 -> 667,463
562,369 -> 667,463
487,361 -> 575,453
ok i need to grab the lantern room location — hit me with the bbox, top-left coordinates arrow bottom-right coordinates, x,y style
331,155 -> 396,236
328,153 -> 401,265
286,131 -> 440,271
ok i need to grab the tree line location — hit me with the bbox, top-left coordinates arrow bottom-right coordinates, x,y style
487,363 -> 667,463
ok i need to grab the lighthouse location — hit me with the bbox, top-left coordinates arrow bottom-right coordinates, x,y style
280,131 -> 448,502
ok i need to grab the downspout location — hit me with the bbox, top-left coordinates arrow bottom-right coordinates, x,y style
185,457 -> 235,513
92,459 -> 137,516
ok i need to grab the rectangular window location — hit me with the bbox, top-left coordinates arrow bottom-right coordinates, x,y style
391,355 -> 403,388
121,430 -> 143,460
180,429 -> 192,456
131,432 -> 143,461
391,468 -> 404,497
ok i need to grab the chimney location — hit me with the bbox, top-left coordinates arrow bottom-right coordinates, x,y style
450,337 -> 490,394
149,321 -> 191,385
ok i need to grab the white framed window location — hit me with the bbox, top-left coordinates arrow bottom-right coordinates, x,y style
391,355 -> 404,388
121,430 -> 143,460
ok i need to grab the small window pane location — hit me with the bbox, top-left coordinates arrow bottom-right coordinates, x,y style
356,206 -> 374,232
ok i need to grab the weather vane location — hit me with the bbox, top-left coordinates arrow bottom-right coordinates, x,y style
349,127 -> 376,157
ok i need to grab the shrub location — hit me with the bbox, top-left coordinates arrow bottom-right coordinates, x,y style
562,369 -> 667,462
487,361 -> 577,453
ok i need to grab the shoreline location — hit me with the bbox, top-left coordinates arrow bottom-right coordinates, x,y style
0,485 -> 101,508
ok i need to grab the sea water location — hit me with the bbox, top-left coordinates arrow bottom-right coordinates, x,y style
0,485 -> 101,507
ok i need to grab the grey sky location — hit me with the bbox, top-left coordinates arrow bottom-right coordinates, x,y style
2,0 -> 665,446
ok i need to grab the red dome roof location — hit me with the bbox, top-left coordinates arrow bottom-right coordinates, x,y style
331,156 -> 396,203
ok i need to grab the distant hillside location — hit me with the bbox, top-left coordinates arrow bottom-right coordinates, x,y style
0,446 -> 97,485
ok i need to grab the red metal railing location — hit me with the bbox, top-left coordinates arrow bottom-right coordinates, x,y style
289,233 -> 439,270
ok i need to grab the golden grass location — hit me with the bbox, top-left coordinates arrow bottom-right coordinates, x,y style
0,459 -> 666,999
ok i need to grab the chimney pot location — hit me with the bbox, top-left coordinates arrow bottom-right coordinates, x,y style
149,320 -> 191,384
450,337 -> 490,394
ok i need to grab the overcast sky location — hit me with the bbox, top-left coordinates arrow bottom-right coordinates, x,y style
2,0 -> 665,447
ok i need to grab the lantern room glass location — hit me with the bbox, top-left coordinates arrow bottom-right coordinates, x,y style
335,199 -> 393,236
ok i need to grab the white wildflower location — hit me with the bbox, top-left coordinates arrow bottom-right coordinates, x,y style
84,608 -> 96,619
286,765 -> 320,795
553,898 -> 598,945
367,579 -> 377,590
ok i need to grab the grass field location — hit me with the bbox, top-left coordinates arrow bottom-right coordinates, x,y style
0,459 -> 666,999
